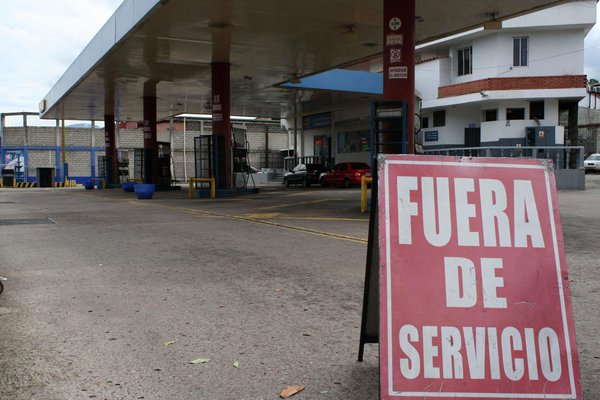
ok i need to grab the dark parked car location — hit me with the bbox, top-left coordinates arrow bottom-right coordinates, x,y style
320,162 -> 371,188
283,163 -> 327,187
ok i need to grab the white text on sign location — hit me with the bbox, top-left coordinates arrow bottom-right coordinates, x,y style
398,325 -> 562,381
394,176 -> 562,383
396,177 -> 544,248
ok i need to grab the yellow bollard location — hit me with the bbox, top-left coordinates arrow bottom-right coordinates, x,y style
360,176 -> 372,213
189,178 -> 216,199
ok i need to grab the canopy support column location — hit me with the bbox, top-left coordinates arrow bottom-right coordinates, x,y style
143,95 -> 158,185
104,114 -> 118,186
212,62 -> 232,189
383,0 -> 415,154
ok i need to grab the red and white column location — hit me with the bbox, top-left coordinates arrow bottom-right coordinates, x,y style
103,114 -> 119,185
143,95 -> 158,184
383,0 -> 416,154
211,62 -> 232,189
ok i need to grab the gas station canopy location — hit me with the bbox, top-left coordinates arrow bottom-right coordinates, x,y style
40,0 -> 571,122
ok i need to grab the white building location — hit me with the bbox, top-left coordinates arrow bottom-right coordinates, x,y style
416,0 -> 596,150
291,0 -> 597,166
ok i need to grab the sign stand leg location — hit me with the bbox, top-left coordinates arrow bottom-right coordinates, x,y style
358,166 -> 380,361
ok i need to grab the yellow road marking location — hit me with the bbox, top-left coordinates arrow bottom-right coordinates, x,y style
241,212 -> 367,222
69,192 -> 368,244
131,202 -> 368,244
283,191 -> 314,197
242,212 -> 285,219
267,216 -> 368,222
258,198 -> 342,210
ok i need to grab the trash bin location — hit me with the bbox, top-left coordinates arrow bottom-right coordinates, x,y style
1,169 -> 15,187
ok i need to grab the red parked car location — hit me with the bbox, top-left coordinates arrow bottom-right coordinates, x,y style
320,162 -> 371,188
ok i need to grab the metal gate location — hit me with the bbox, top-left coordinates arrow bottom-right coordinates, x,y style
194,135 -> 226,189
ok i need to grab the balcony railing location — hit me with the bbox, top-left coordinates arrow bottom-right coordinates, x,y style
423,146 -> 585,170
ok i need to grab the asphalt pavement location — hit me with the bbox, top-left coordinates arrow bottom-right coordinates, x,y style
0,176 -> 598,399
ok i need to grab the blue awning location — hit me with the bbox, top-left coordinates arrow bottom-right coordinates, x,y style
280,69 -> 383,95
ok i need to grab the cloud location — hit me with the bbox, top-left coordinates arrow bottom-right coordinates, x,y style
1,0 -> 599,122
584,6 -> 600,80
0,0 -> 122,114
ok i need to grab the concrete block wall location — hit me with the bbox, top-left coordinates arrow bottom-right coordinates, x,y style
244,124 -> 266,169
170,130 -> 200,150
93,131 -> 105,148
28,150 -> 56,177
268,124 -> 289,151
171,152 -> 197,181
169,123 -> 201,181
65,128 -> 93,147
117,129 -> 144,149
3,127 -> 98,147
245,124 -> 289,169
29,127 -> 57,146
3,126 -> 100,147
3,127 -> 28,146
246,124 -> 267,150
157,132 -> 170,143
66,150 -> 91,176
578,126 -> 599,153
578,109 -> 600,153
2,119 -> 289,181
244,123 -> 288,151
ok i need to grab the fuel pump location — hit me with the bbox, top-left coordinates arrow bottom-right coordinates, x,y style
157,141 -> 172,189
232,125 -> 256,189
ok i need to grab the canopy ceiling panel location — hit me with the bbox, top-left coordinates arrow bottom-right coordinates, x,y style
40,0 -> 572,122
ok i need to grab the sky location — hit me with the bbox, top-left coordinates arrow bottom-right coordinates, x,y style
0,0 -> 599,126
0,0 -> 122,125
585,5 -> 600,80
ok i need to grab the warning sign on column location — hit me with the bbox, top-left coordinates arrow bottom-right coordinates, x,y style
388,66 -> 407,79
378,155 -> 581,399
390,49 -> 402,64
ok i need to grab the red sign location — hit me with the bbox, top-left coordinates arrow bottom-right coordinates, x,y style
379,155 -> 581,399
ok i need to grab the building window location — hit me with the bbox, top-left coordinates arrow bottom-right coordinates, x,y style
313,135 -> 331,159
433,110 -> 446,127
422,117 -> 429,129
483,109 -> 498,122
458,47 -> 472,76
506,108 -> 525,120
513,37 -> 528,67
337,130 -> 370,153
530,101 -> 544,120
